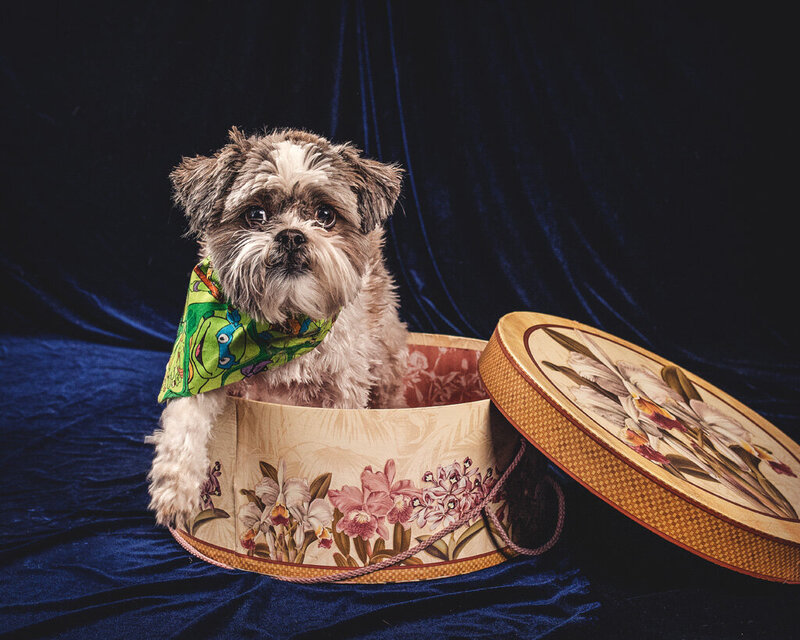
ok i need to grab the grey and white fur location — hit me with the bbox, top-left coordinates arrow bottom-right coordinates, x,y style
147,128 -> 408,528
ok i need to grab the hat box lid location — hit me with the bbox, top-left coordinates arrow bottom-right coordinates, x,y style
478,312 -> 800,583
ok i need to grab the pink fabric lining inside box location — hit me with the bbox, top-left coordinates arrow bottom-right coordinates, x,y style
402,344 -> 489,408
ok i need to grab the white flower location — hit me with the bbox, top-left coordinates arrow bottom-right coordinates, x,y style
617,361 -> 684,405
690,399 -> 751,443
239,502 -> 270,534
567,352 -> 628,397
255,460 -> 310,526
570,385 -> 628,426
571,385 -> 660,446
289,498 -> 334,547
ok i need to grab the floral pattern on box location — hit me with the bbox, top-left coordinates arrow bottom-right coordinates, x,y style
403,344 -> 488,408
235,456 -> 508,566
189,461 -> 231,536
538,327 -> 799,520
180,334 -> 526,579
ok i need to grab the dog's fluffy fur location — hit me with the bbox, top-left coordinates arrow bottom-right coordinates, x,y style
147,128 -> 408,527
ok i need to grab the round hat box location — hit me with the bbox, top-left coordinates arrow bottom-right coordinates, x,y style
479,312 -> 800,583
172,332 -> 552,583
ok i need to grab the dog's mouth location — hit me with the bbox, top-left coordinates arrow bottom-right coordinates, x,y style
276,251 -> 309,276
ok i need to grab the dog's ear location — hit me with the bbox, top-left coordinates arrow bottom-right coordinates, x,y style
334,144 -> 403,232
170,127 -> 250,237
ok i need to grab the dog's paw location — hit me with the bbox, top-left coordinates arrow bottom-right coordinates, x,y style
146,392 -> 225,529
147,467 -> 204,530
146,431 -> 205,530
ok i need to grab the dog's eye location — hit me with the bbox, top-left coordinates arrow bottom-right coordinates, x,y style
315,207 -> 336,229
245,207 -> 268,226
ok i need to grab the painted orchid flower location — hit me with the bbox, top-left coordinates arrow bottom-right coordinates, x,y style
440,459 -> 478,485
550,329 -> 799,518
289,498 -> 334,547
631,394 -> 687,434
199,461 -> 222,509
473,469 -> 497,502
570,333 -> 694,439
571,385 -> 631,429
412,457 -> 499,529
690,400 -> 751,443
428,470 -> 469,501
602,358 -> 754,455
255,460 -> 310,527
361,459 -> 423,526
414,477 -> 467,530
572,384 -> 685,470
328,481 -> 393,540
617,360 -> 685,406
617,419 -> 669,465
419,498 -> 461,531
239,502 -> 271,535
411,491 -> 459,530
567,352 -> 628,397
570,385 -> 666,445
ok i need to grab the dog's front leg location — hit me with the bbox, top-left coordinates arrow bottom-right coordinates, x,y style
146,389 -> 227,528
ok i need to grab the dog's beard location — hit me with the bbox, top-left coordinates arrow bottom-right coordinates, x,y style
208,228 -> 365,324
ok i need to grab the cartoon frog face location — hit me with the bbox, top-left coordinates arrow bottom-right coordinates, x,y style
189,309 -> 259,380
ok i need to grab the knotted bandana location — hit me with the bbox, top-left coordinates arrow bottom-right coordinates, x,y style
158,258 -> 336,402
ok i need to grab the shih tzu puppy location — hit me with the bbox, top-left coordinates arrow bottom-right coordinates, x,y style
147,127 -> 408,527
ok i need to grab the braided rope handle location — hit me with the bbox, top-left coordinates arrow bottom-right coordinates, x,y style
170,438 -> 565,582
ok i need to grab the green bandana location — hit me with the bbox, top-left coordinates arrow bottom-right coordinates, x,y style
158,258 -> 336,402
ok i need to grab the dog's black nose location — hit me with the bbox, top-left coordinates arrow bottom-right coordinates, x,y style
275,229 -> 306,251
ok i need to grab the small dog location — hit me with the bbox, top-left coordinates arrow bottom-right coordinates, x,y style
147,127 -> 408,528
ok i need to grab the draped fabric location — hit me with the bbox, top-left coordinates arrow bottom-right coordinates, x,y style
1,1 -> 796,638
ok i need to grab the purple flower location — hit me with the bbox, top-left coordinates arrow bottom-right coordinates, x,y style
199,461 -> 222,509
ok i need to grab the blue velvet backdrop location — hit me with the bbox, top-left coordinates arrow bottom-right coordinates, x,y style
1,1 -> 797,638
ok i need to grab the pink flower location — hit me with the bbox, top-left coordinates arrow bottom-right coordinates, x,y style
426,474 -> 467,507
328,482 -> 393,540
411,491 -> 461,530
421,499 -> 461,530
414,463 -> 470,529
413,458 -> 499,529
361,460 -> 422,527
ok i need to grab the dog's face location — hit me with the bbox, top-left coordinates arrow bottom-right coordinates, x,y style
170,128 -> 403,323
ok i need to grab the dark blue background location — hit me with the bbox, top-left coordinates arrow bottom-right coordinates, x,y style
1,1 -> 797,638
